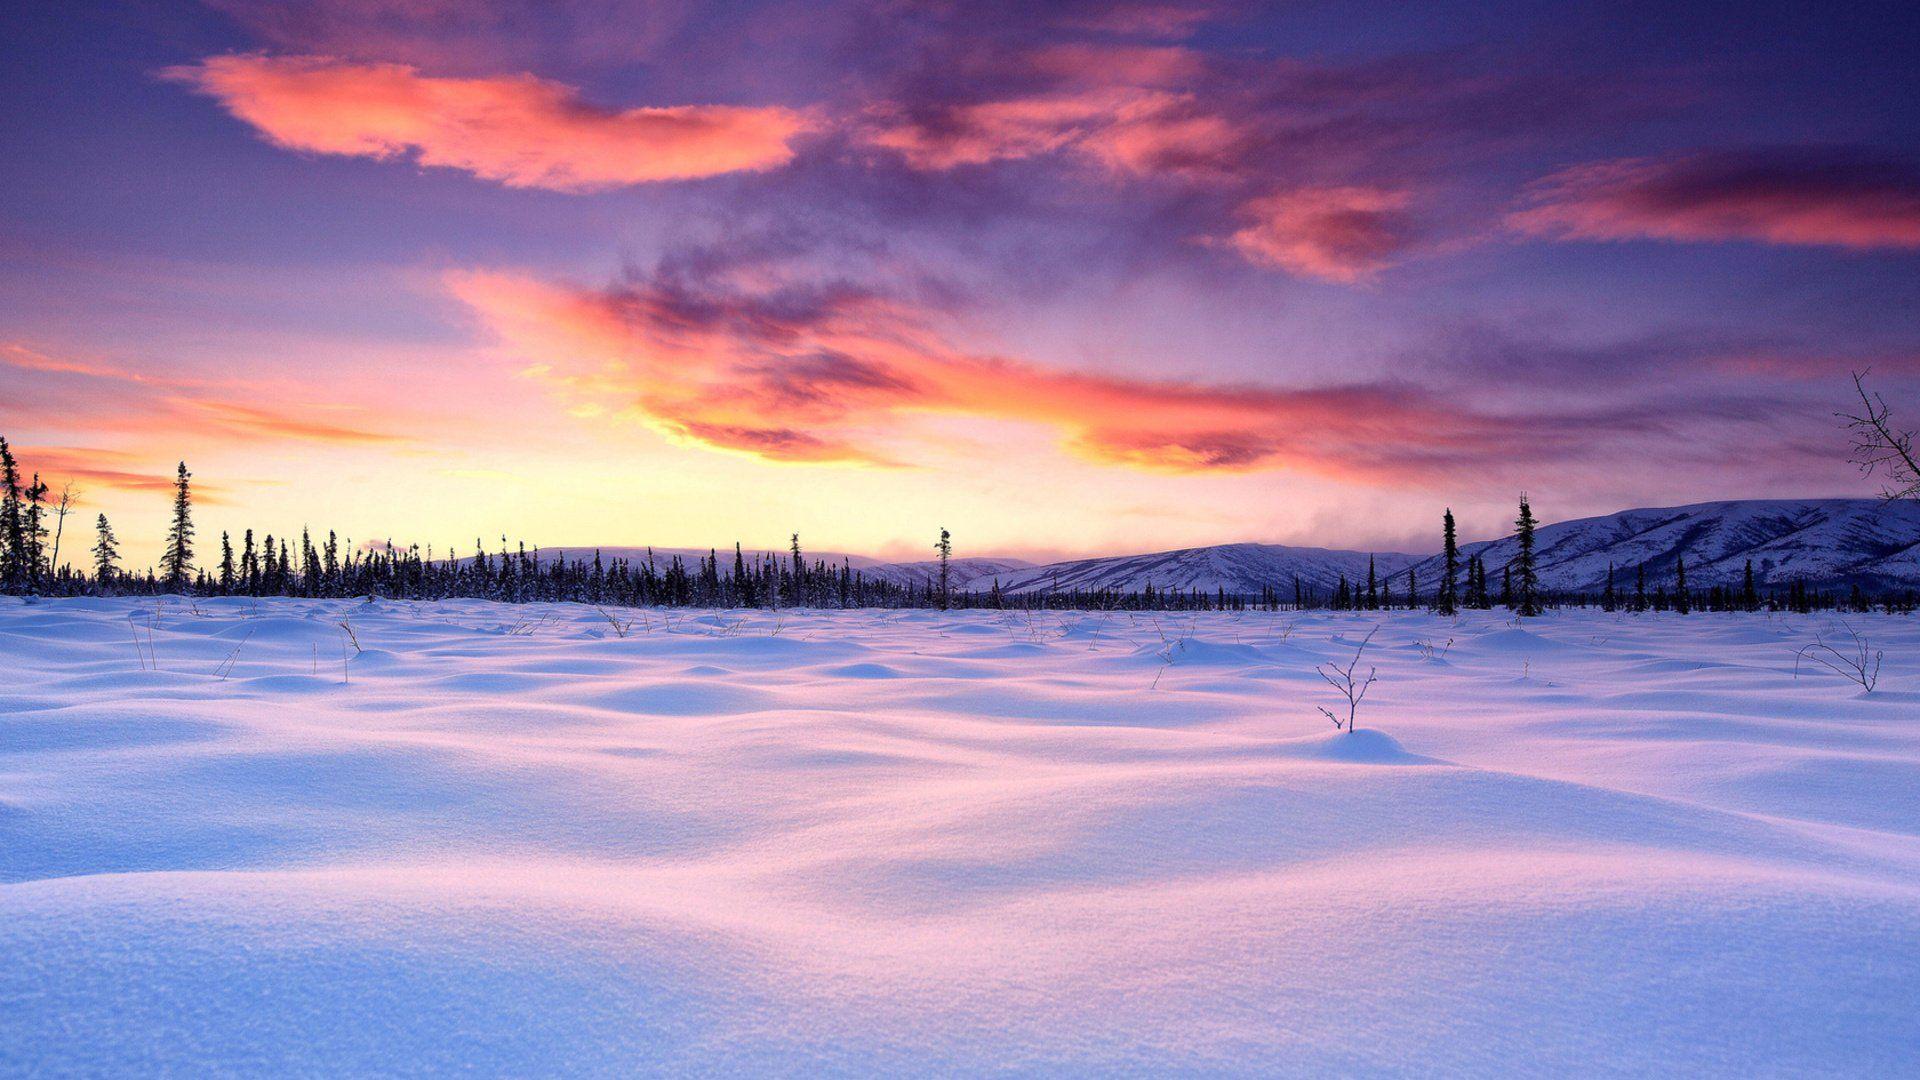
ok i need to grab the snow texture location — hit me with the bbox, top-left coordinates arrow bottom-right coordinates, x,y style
3,596 -> 1917,1075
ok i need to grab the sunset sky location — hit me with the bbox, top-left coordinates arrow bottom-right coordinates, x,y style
5,1 -> 1919,567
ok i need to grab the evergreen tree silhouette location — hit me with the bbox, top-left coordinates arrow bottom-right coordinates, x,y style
0,437 -> 21,590
936,528 -> 952,611
241,530 -> 258,594
1513,495 -> 1540,616
1437,509 -> 1459,615
91,514 -> 119,585
160,462 -> 194,591
21,474 -> 48,590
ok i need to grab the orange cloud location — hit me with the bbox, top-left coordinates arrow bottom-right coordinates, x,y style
9,445 -> 231,502
446,262 -> 1521,482
165,54 -> 814,191
1510,149 -> 1920,250
1226,187 -> 1415,283
2,342 -> 407,449
1,343 -> 157,382
176,400 -> 410,444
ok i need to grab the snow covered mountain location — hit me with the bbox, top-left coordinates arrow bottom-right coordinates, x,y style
1409,499 -> 1920,593
509,498 -> 1920,599
988,543 -> 1418,596
865,558 -> 1035,589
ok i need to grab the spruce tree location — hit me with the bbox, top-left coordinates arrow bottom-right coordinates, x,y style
219,532 -> 235,593
936,528 -> 952,611
0,437 -> 22,590
1436,509 -> 1459,615
787,534 -> 803,606
22,474 -> 48,589
242,529 -> 258,594
1674,556 -> 1690,615
160,462 -> 194,591
1513,495 -> 1540,617
91,514 -> 119,585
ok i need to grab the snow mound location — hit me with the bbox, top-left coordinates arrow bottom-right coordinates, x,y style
1278,728 -> 1433,764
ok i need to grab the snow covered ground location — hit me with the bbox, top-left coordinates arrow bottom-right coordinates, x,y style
3,597 -> 1917,1075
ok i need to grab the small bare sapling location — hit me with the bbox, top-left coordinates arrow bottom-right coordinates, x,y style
1795,621 -> 1882,694
1317,626 -> 1380,732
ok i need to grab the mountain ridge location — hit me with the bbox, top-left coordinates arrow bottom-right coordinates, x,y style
1406,498 -> 1920,593
521,498 -> 1920,597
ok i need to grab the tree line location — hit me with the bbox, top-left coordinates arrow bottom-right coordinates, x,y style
0,440 -> 1911,613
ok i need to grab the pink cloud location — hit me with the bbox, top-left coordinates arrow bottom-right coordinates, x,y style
1227,187 -> 1415,283
445,259 -> 1542,482
863,85 -> 1246,180
1510,149 -> 1920,250
862,92 -> 1130,170
165,54 -> 814,191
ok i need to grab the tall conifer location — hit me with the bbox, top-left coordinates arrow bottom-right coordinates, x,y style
160,462 -> 194,591
92,514 -> 119,585
1437,509 -> 1459,615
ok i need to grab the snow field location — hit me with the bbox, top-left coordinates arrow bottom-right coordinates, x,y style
2,597 -> 1917,1075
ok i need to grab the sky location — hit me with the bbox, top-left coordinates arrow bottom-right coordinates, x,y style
4,0 -> 1919,568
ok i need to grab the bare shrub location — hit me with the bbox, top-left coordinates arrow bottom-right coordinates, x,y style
1317,626 -> 1380,732
1795,620 -> 1882,693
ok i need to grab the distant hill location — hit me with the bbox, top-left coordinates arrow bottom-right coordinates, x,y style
498,499 -> 1920,600
989,543 -> 1417,596
1407,499 -> 1920,593
866,558 -> 1036,589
